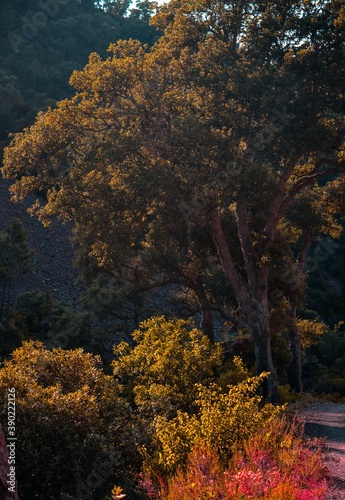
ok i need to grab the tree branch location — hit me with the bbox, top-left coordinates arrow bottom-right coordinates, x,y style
207,205 -> 252,307
296,234 -> 313,278
235,198 -> 259,288
266,158 -> 345,242
265,155 -> 301,241
279,159 -> 345,218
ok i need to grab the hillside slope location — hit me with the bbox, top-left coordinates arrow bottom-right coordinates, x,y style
0,176 -> 80,306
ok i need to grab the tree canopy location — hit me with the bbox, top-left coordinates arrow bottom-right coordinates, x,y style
2,0 -> 345,401
0,0 -> 159,151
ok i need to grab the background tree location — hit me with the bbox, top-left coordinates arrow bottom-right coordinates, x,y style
0,70 -> 30,152
130,1 -> 158,21
3,0 -> 345,401
0,219 -> 34,331
304,321 -> 345,396
1,289 -> 93,354
0,296 -> 87,361
0,0 -> 159,152
269,187 -> 343,392
100,0 -> 131,16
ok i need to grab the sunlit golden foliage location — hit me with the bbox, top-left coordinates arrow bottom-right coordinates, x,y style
140,417 -> 326,500
153,373 -> 284,474
112,316 -> 223,418
296,318 -> 328,349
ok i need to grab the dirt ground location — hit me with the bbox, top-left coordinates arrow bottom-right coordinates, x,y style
297,403 -> 345,499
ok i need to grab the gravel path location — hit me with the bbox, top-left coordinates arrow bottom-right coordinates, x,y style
297,403 -> 345,499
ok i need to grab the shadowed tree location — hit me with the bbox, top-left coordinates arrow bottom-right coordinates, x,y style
0,219 -> 34,329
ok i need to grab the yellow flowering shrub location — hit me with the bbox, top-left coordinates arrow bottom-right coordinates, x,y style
112,316 -> 224,418
154,373 -> 284,473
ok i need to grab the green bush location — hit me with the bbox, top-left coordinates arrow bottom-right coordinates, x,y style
0,341 -> 136,499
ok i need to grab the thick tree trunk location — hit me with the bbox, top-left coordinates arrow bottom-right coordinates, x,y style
207,206 -> 280,402
287,329 -> 303,393
287,306 -> 303,393
199,298 -> 214,343
246,302 -> 281,403
195,277 -> 214,343
286,236 -> 311,393
252,333 -> 280,402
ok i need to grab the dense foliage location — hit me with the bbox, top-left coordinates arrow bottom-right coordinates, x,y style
153,373 -> 283,474
0,0 -> 345,498
0,314 -> 337,499
112,316 -> 223,417
140,419 -> 327,500
3,0 -> 345,401
0,341 -> 135,499
0,0 -> 159,150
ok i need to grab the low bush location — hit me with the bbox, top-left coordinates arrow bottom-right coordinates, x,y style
152,372 -> 284,475
112,316 -> 224,419
139,417 -> 327,500
0,341 -> 136,499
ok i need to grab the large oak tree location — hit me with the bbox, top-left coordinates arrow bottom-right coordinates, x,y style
2,0 -> 345,401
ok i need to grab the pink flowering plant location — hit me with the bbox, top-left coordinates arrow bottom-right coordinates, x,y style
224,417 -> 327,500
139,417 -> 328,500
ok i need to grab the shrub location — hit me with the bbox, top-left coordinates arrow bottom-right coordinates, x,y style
0,341 -> 135,499
112,316 -> 224,418
217,355 -> 253,390
225,418 -> 327,500
141,418 -> 327,500
153,373 -> 284,474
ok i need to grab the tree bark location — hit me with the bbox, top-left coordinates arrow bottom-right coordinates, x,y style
207,205 -> 280,402
252,323 -> 280,402
287,315 -> 303,393
136,275 -> 215,342
244,288 -> 281,402
287,235 -> 312,393
194,277 -> 214,343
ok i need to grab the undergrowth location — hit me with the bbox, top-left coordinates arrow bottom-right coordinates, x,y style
137,417 -> 327,500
